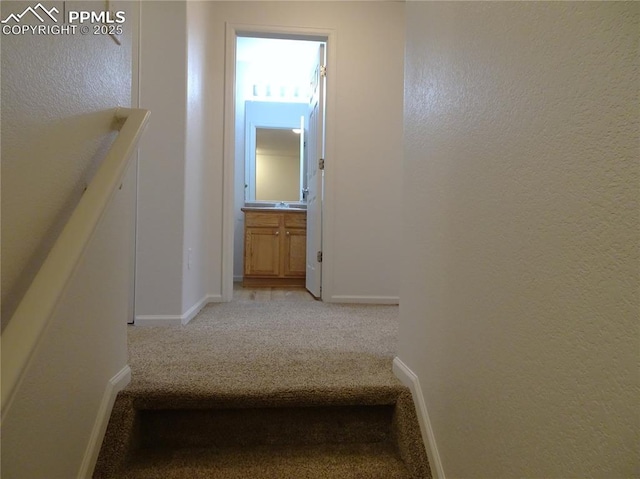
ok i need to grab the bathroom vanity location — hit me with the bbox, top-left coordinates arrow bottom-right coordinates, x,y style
241,207 -> 307,287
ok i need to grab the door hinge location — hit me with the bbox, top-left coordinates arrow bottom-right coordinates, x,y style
319,158 -> 325,170
320,65 -> 327,78
317,251 -> 323,263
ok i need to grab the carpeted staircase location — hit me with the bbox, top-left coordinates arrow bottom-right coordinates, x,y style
93,296 -> 431,478
94,386 -> 428,478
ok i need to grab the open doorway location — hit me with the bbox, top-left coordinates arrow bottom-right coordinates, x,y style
231,33 -> 327,299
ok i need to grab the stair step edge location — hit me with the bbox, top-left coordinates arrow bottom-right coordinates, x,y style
122,385 -> 409,410
122,442 -> 411,479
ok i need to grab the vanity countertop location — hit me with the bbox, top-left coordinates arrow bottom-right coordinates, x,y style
241,207 -> 306,213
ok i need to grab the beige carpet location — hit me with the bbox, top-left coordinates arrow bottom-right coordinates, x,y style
95,295 -> 430,478
127,299 -> 402,400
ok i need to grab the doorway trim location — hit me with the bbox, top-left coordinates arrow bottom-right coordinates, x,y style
222,22 -> 337,302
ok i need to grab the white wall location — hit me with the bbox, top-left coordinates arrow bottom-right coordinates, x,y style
136,1 -> 187,319
2,161 -> 136,478
136,1 -> 222,322
256,152 -> 300,201
1,0 -> 131,324
399,2 -> 639,478
211,1 -> 405,302
184,0 -> 213,313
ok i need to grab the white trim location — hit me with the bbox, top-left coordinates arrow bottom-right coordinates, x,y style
78,365 -> 131,479
222,22 -> 237,303
134,294 -> 222,326
328,295 -> 400,305
222,22 -> 337,303
130,1 -> 141,324
181,295 -> 208,325
206,294 -> 224,303
319,30 -> 337,304
393,357 -> 445,479
134,315 -> 182,326
180,294 -> 221,325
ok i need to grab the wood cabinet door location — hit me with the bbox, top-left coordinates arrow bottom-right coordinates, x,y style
283,228 -> 307,277
245,227 -> 280,276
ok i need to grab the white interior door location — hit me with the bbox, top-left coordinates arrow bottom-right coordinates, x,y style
306,44 -> 325,298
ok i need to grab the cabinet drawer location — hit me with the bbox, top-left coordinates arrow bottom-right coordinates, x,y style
284,213 -> 307,228
245,213 -> 280,227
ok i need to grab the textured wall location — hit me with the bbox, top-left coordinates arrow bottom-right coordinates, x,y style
399,2 -> 639,477
1,1 -> 135,475
1,0 -> 131,324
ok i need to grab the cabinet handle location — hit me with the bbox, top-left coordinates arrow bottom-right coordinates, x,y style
275,231 -> 279,236
286,231 -> 290,236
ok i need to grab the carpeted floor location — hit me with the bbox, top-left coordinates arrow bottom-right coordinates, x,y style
95,291 -> 431,478
126,298 -> 403,401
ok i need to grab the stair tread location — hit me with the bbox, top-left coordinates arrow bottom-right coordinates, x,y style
122,442 -> 411,479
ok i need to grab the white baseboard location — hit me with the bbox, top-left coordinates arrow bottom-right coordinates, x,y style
180,294 -> 221,325
134,315 -> 182,326
393,357 -> 445,479
205,294 -> 224,303
134,294 -> 223,326
78,365 -> 131,479
328,295 -> 399,305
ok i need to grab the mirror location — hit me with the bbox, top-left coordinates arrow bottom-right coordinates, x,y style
245,101 -> 307,204
255,128 -> 302,202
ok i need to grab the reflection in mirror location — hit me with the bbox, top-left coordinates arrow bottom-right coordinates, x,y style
244,101 -> 307,204
255,128 -> 301,202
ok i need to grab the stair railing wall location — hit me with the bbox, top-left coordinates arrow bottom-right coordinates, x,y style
1,108 -> 149,478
